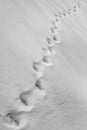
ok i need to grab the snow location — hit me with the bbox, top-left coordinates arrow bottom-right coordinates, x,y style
0,0 -> 87,130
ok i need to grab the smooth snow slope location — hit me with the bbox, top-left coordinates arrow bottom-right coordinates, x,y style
0,0 -> 87,130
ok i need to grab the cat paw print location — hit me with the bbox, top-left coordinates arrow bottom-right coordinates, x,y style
2,111 -> 28,130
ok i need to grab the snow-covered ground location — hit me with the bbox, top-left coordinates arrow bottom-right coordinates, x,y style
0,0 -> 87,130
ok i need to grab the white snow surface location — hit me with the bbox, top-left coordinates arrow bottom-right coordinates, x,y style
0,0 -> 87,130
